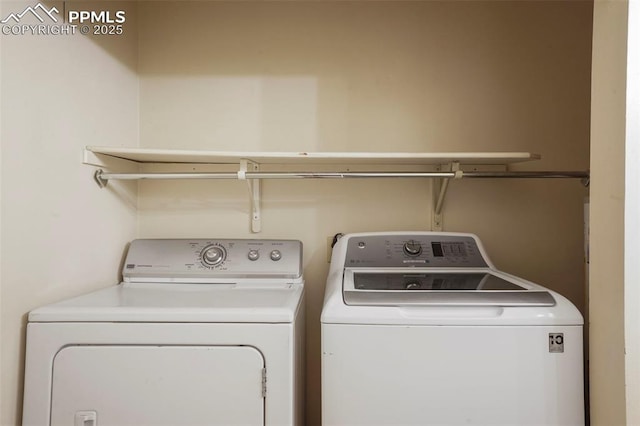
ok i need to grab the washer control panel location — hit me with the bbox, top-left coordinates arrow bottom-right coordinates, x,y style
123,239 -> 303,282
345,234 -> 488,268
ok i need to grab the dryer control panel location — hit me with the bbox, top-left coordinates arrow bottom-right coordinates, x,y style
123,239 -> 303,282
345,234 -> 488,268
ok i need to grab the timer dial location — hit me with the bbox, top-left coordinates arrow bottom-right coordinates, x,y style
403,240 -> 423,256
201,245 -> 226,266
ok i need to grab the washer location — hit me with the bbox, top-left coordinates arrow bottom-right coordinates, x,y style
321,232 -> 584,426
22,238 -> 305,426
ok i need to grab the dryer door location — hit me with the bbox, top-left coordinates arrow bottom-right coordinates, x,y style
50,345 -> 265,426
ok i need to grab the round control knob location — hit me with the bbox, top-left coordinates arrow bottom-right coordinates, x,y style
405,281 -> 421,290
248,249 -> 260,261
270,250 -> 282,261
403,240 -> 422,256
202,245 -> 226,266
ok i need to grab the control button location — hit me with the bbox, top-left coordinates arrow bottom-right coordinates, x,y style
248,249 -> 260,261
201,245 -> 226,266
403,240 -> 423,256
270,250 -> 282,261
405,281 -> 421,290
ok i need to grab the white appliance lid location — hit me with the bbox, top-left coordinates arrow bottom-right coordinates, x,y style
28,283 -> 304,323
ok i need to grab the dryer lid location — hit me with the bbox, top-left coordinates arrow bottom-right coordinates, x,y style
343,269 -> 555,307
28,282 -> 304,323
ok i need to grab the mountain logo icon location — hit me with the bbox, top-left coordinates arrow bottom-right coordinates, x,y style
1,3 -> 59,24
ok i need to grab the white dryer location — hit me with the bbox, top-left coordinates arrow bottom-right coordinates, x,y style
321,232 -> 584,426
22,238 -> 305,426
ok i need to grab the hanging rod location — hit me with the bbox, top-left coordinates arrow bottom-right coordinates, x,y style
94,169 -> 590,187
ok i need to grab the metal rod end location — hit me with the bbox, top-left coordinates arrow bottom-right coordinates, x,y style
94,169 -> 108,188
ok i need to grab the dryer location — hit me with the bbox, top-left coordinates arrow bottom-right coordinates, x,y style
22,238 -> 305,426
321,232 -> 584,426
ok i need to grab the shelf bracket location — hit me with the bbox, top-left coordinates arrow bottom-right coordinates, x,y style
94,169 -> 108,188
432,162 -> 461,231
239,159 -> 261,233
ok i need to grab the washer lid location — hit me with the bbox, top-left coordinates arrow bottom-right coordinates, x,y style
343,269 -> 555,307
28,282 -> 304,323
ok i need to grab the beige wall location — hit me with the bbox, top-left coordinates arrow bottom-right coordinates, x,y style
590,1 -> 628,424
0,2 -> 595,425
137,2 -> 592,425
0,2 -> 139,425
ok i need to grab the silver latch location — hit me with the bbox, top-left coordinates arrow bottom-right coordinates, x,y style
261,368 -> 267,398
75,411 -> 97,426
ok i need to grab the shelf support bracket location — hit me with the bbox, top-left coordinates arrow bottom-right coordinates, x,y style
239,159 -> 261,233
432,162 -> 461,231
94,169 -> 108,188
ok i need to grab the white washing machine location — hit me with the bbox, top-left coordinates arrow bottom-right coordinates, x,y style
22,238 -> 305,426
321,232 -> 584,426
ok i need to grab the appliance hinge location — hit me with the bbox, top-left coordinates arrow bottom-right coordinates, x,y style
261,368 -> 267,398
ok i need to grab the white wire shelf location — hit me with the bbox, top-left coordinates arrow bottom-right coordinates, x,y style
83,147 -> 588,233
